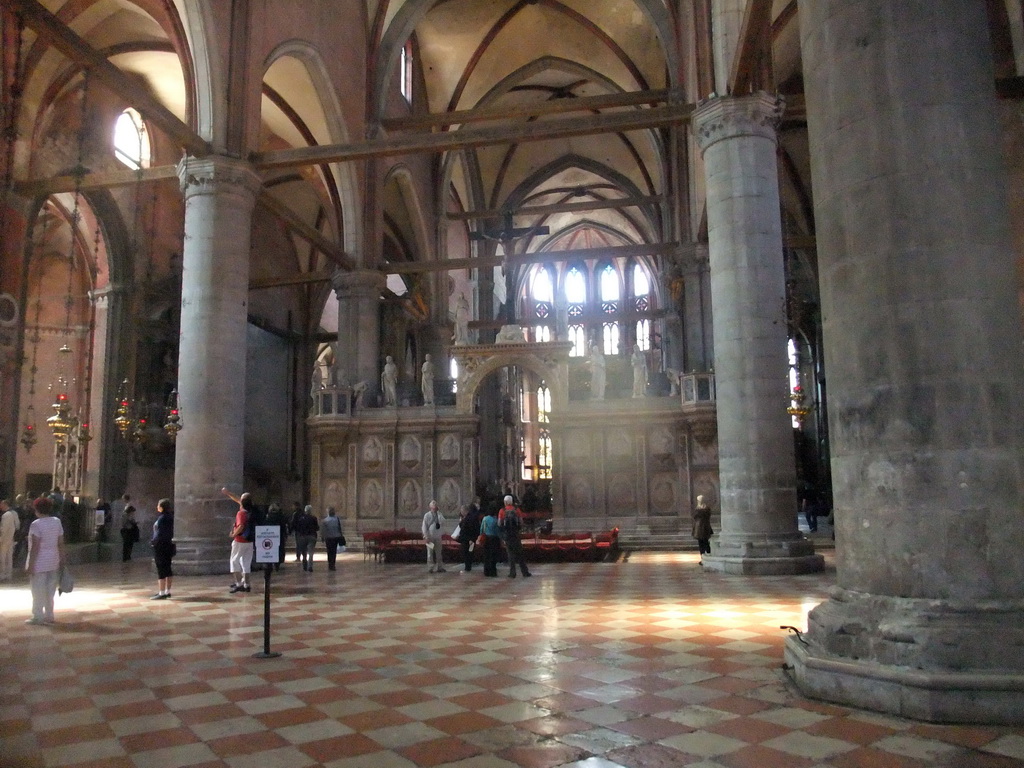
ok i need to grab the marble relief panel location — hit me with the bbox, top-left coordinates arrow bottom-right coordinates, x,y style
399,479 -> 422,517
566,476 -> 594,512
362,437 -> 384,471
439,434 -> 460,466
324,480 -> 346,517
439,478 -> 461,514
649,474 -> 678,515
399,435 -> 422,470
361,479 -> 384,516
608,474 -> 636,508
565,431 -> 591,459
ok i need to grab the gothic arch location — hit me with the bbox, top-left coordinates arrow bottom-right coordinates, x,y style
371,0 -> 677,119
452,347 -> 569,415
261,40 -> 362,254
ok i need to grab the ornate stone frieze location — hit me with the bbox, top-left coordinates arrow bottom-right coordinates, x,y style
692,92 -> 785,153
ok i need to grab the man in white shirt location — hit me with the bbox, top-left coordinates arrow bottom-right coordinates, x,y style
0,499 -> 18,580
421,500 -> 446,573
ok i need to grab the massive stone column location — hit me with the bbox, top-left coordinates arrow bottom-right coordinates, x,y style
83,284 -> 126,498
173,156 -> 262,574
331,270 -> 385,397
787,1 -> 1024,723
692,93 -> 822,574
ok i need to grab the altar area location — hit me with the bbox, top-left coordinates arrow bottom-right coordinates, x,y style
308,333 -> 718,536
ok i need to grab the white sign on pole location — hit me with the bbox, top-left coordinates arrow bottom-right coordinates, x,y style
255,525 -> 281,564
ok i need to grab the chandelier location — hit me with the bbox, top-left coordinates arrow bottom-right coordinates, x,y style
787,385 -> 811,426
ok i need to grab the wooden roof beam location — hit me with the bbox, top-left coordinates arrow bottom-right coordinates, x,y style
8,0 -> 210,157
381,88 -> 678,131
447,194 -> 665,221
385,243 -> 679,275
252,103 -> 694,171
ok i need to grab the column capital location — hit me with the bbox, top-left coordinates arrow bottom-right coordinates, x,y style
331,268 -> 386,299
176,155 -> 263,203
692,92 -> 785,153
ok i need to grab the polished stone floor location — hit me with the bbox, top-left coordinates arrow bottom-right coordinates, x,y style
2,551 -> 1023,768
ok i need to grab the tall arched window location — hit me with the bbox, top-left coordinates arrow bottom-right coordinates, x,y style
400,41 -> 414,102
521,259 -> 659,361
113,108 -> 150,170
634,263 -> 651,351
599,264 -> 621,355
537,382 -> 552,479
531,268 -> 553,342
565,266 -> 587,356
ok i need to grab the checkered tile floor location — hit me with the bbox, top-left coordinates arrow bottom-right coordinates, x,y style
3,551 -> 1023,768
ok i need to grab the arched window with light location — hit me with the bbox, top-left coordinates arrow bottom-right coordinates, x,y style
564,265 -> 587,356
634,262 -> 651,351
537,381 -> 552,479
599,263 -> 621,355
400,40 -> 414,102
530,267 -> 553,343
113,108 -> 151,170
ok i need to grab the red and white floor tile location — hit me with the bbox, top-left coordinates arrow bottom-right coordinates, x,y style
2,551 -> 1023,768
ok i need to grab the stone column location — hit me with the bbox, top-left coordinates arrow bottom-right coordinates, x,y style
787,1 -> 1024,723
692,93 -> 822,574
332,269 -> 384,398
83,284 -> 125,498
711,0 -> 745,95
173,156 -> 262,574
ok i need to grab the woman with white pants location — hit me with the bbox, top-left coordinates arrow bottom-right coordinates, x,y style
25,497 -> 65,625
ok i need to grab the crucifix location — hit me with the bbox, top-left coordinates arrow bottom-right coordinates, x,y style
469,211 -> 549,325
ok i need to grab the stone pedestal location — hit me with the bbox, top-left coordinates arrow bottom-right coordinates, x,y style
789,0 -> 1024,722
332,270 -> 385,396
173,156 -> 262,574
693,93 -> 822,575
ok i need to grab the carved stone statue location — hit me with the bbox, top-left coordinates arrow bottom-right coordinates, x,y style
421,353 -> 435,405
631,343 -> 647,398
381,355 -> 398,406
665,367 -> 681,396
590,343 -> 606,400
453,292 -> 470,345
310,363 -> 323,398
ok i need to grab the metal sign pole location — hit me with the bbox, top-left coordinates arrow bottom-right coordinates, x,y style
253,525 -> 282,659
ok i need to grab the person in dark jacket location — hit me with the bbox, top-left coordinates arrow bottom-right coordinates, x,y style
120,507 -> 140,562
692,495 -> 713,562
150,498 -> 175,599
293,505 -> 319,572
264,503 -> 288,571
499,496 -> 531,579
456,503 -> 482,572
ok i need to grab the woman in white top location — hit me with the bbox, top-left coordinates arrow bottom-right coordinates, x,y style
25,496 -> 65,625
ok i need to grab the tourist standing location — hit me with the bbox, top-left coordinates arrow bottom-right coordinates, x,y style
0,499 -> 18,581
499,496 -> 531,579
692,495 -> 713,561
221,487 -> 254,593
289,501 -> 304,561
294,505 -> 319,571
120,507 -> 140,562
265,503 -> 288,571
479,507 -> 501,578
321,507 -> 344,571
456,503 -> 481,572
422,500 -> 446,573
150,499 -> 175,599
25,497 -> 65,624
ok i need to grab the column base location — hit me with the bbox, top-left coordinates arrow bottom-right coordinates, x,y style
701,535 -> 823,574
170,537 -> 230,576
785,590 -> 1024,724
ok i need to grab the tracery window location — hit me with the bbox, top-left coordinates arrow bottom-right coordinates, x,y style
113,108 -> 150,170
536,382 -> 552,479
522,259 -> 660,361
